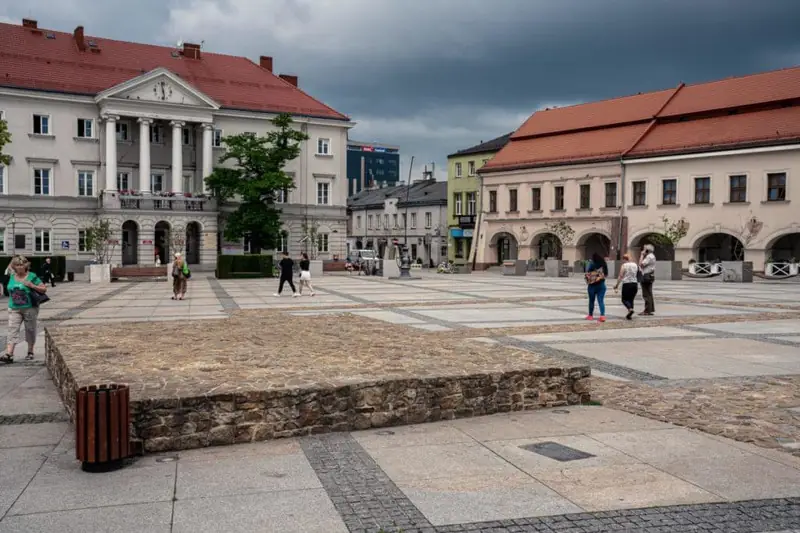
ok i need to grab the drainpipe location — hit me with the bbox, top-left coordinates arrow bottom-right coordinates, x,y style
617,159 -> 626,260
470,172 -> 483,270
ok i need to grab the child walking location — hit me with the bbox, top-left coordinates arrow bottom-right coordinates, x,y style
274,251 -> 298,297
298,253 -> 315,296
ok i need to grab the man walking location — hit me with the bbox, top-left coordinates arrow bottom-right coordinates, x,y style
41,257 -> 56,288
273,251 -> 298,297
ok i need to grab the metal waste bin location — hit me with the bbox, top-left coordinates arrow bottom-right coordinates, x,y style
76,384 -> 131,472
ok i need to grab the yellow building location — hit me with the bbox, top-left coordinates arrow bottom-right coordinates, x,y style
446,134 -> 511,264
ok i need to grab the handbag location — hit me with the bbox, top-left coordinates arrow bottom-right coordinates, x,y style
585,269 -> 605,284
29,289 -> 50,307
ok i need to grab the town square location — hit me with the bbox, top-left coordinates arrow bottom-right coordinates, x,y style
2,0 -> 800,531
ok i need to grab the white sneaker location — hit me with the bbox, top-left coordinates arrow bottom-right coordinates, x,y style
310,292 -> 315,297
292,293 -> 300,298
273,293 -> 280,297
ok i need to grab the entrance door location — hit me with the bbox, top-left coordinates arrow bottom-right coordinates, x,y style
498,237 -> 511,264
121,220 -> 138,265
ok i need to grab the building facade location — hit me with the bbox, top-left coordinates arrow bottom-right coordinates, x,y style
346,141 -> 400,196
446,134 -> 510,263
0,19 -> 351,270
476,66 -> 800,272
347,180 -> 447,265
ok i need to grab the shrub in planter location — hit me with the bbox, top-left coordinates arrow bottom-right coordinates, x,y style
215,254 -> 273,279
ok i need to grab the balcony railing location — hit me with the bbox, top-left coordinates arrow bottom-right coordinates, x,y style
114,194 -> 213,212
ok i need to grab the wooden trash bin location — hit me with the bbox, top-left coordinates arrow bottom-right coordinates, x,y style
76,384 -> 131,472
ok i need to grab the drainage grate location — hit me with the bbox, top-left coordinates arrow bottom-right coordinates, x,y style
520,441 -> 595,462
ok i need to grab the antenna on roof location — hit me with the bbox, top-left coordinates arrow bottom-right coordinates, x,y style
176,39 -> 183,49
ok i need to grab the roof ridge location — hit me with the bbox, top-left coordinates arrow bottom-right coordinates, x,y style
680,63 -> 800,89
622,82 -> 686,157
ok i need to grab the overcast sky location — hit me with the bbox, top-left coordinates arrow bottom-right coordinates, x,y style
2,0 -> 800,181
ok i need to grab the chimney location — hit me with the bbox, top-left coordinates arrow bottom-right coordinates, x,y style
279,74 -> 298,87
73,26 -> 86,51
22,19 -> 37,29
183,42 -> 201,60
259,56 -> 273,72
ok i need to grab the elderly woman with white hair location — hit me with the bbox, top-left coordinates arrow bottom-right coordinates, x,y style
639,244 -> 657,315
171,252 -> 191,300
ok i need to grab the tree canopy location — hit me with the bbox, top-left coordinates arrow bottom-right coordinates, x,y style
205,113 -> 308,252
0,117 -> 11,166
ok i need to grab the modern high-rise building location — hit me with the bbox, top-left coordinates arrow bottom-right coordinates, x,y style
346,141 -> 400,196
0,18 -> 351,270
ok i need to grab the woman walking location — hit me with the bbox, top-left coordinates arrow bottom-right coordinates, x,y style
298,253 -> 316,296
585,253 -> 608,322
3,256 -> 47,363
614,253 -> 639,320
171,253 -> 190,301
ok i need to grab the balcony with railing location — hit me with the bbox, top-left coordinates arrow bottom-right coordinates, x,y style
103,192 -> 216,212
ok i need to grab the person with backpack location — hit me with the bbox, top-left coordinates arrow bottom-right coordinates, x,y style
585,253 -> 609,323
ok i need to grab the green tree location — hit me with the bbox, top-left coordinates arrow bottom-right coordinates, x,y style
205,114 -> 308,252
85,218 -> 116,264
0,116 -> 12,166
647,215 -> 689,260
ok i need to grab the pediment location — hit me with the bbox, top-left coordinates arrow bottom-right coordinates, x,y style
96,68 -> 219,109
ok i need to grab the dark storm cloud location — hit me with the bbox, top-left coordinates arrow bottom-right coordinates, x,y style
2,0 -> 798,179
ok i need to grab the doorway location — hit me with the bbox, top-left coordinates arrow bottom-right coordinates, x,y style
154,221 -> 170,264
185,222 -> 201,265
121,220 -> 139,265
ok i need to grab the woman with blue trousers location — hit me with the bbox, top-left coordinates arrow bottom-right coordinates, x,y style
585,253 -> 608,322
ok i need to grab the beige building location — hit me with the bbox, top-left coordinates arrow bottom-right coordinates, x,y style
0,19 -> 351,270
475,66 -> 800,272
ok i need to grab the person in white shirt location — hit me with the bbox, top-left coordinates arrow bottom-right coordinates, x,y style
614,253 -> 640,320
639,244 -> 656,315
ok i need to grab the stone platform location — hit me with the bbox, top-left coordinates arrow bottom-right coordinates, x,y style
44,310 -> 589,453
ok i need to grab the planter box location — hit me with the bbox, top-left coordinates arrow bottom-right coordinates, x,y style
502,260 -> 527,276
88,264 -> 111,284
656,261 -> 682,281
310,260 -> 323,277
720,261 -> 753,283
382,258 -> 400,278
544,259 -> 568,277
453,263 -> 472,274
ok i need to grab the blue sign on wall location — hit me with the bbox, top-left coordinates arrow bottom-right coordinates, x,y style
61,240 -> 70,250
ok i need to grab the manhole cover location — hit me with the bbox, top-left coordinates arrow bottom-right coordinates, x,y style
376,430 -> 395,436
156,456 -> 178,463
520,441 -> 595,462
552,409 -> 570,415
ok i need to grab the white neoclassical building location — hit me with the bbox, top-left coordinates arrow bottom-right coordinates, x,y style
0,19 -> 351,270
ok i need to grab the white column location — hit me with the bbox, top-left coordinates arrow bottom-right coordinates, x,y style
170,121 -> 185,195
104,115 -> 119,192
201,123 -> 214,194
138,118 -> 152,194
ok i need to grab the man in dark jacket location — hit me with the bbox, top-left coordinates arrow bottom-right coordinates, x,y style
41,257 -> 56,287
273,251 -> 298,297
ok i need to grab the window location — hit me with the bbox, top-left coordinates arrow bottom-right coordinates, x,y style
729,175 -> 747,203
356,216 -> 362,230
579,184 -> 590,209
33,114 -> 50,135
182,127 -> 193,146
317,182 -> 330,205
767,172 -> 786,201
276,187 -> 289,203
317,138 -> 330,155
509,189 -> 518,212
376,215 -> 381,230
425,212 -> 432,228
212,129 -> 223,147
0,229 -> 4,253
455,162 -> 462,178
489,190 -> 497,213
278,233 -> 289,253
368,215 -> 374,229
632,181 -> 646,206
151,173 -> 164,193
402,213 -> 407,228
34,229 -> 51,253
410,213 -> 417,229
531,187 -> 541,211
0,165 -> 5,195
466,192 -> 476,215
116,122 -> 129,142
455,239 -> 463,259
77,170 -> 94,196
662,179 -> 677,205
393,214 -> 398,228
34,168 -> 51,196
78,230 -> 88,252
317,233 -> 329,253
183,173 -> 193,194
694,177 -> 711,204
554,186 -> 565,210
604,182 -> 617,208
77,118 -> 94,138
383,214 -> 389,229
454,193 -> 463,216
117,172 -> 130,191
150,125 -> 164,144
467,161 -> 476,176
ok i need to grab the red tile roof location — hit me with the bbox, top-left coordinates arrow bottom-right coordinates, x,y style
0,21 -> 348,120
485,65 -> 800,172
